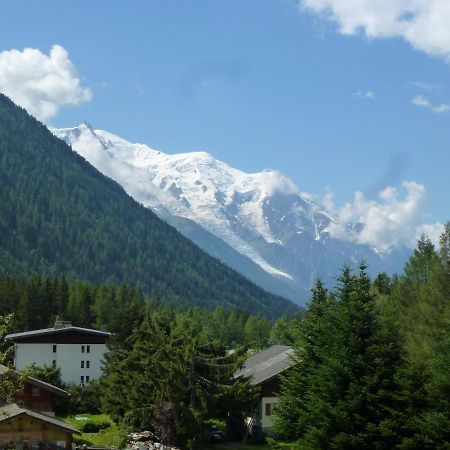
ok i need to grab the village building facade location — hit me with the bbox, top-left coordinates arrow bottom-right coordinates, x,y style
5,319 -> 111,385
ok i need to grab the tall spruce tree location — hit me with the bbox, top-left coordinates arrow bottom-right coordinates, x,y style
273,278 -> 330,440
274,265 -> 407,450
397,224 -> 450,449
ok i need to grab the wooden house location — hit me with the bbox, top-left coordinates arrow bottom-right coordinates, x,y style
0,365 -> 79,449
235,345 -> 295,436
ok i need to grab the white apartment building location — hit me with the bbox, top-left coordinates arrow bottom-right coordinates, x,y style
5,319 -> 111,385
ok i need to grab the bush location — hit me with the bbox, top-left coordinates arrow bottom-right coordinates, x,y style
80,420 -> 111,433
65,380 -> 102,414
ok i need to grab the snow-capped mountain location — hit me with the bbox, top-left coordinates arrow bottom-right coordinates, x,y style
51,123 -> 409,304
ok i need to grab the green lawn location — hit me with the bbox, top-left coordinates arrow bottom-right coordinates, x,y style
61,414 -> 122,447
202,441 -> 298,450
202,443 -> 271,450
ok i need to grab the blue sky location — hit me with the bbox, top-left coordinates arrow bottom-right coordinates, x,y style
0,0 -> 449,245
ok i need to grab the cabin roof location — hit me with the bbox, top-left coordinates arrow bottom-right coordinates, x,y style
0,403 -> 80,434
0,364 -> 70,397
235,345 -> 295,386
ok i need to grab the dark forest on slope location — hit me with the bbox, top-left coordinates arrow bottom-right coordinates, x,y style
0,94 -> 296,319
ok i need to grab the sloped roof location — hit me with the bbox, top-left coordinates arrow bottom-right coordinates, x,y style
235,345 -> 295,386
0,403 -> 80,434
5,325 -> 111,341
0,364 -> 69,397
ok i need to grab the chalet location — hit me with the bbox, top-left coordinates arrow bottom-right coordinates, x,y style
235,345 -> 295,436
0,365 -> 80,449
5,318 -> 111,385
0,364 -> 68,416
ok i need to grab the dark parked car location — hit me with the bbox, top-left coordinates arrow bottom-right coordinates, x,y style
208,424 -> 224,442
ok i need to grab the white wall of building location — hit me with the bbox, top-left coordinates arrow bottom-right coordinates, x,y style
258,396 -> 279,431
15,342 -> 108,384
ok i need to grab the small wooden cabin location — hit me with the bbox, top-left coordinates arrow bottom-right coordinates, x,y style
0,403 -> 79,449
0,365 -> 79,449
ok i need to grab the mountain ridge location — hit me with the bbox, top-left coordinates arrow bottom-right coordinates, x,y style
52,123 -> 411,304
0,93 -> 296,318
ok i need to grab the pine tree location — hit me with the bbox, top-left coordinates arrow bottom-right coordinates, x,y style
273,278 -> 331,441
274,266 -> 407,449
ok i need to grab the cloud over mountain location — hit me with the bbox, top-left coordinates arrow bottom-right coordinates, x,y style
0,45 -> 92,121
327,181 -> 442,251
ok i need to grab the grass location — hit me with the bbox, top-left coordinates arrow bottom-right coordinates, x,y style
60,413 -> 122,447
202,443 -> 271,450
202,440 -> 297,450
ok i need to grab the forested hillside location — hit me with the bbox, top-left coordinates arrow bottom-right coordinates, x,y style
0,94 -> 296,319
0,275 -> 275,348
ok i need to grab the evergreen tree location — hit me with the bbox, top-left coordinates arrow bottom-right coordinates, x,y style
274,266 -> 407,449
244,314 -> 271,349
273,278 -> 330,440
0,314 -> 24,402
101,312 -> 257,448
269,314 -> 302,345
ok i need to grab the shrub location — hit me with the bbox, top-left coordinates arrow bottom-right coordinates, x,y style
80,420 -> 111,433
66,380 -> 102,414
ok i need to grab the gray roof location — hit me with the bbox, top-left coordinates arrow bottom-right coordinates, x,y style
5,325 -> 111,341
0,364 -> 69,397
235,345 -> 295,386
0,403 -> 80,434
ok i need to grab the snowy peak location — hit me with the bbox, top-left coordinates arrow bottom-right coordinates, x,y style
51,123 -> 408,304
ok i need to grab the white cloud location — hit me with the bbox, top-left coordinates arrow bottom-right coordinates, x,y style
300,0 -> 450,61
412,95 -> 450,113
412,81 -> 441,92
322,187 -> 335,211
260,171 -> 300,196
353,90 -> 375,99
0,45 -> 92,121
327,181 -> 441,251
416,222 -> 445,247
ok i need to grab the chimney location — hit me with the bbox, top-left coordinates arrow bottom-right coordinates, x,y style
54,317 -> 72,329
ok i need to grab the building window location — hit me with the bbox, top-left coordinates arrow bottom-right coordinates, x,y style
81,361 -> 84,369
80,376 -> 84,384
86,376 -> 90,383
31,387 -> 40,397
86,361 -> 90,369
52,344 -> 57,353
81,345 -> 85,353
86,345 -> 90,353
265,403 -> 272,416
52,360 -> 56,366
